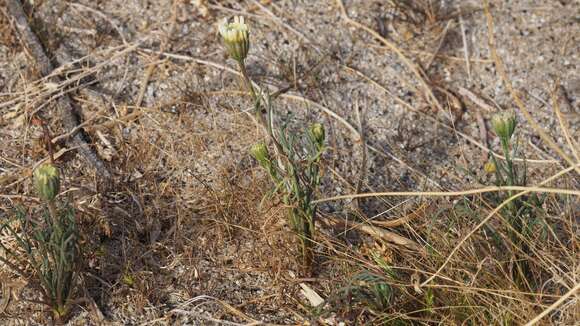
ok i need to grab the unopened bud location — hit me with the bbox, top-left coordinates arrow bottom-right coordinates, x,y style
250,142 -> 271,169
309,123 -> 325,148
33,163 -> 60,202
491,111 -> 517,141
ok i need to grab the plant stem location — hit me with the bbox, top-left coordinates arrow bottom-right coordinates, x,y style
237,60 -> 257,103
47,201 -> 59,227
237,60 -> 274,137
500,138 -> 517,213
501,138 -> 515,187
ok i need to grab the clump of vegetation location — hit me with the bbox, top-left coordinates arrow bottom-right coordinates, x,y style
219,16 -> 326,273
487,111 -> 545,286
0,162 -> 80,324
251,123 -> 325,271
333,271 -> 393,314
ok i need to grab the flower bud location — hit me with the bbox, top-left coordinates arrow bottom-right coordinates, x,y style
309,123 -> 325,149
33,163 -> 60,202
218,16 -> 250,63
491,111 -> 517,141
250,142 -> 271,169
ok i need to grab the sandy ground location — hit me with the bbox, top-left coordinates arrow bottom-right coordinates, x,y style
0,0 -> 578,324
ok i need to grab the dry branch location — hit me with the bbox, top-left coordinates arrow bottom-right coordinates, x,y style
6,0 -> 112,180
323,215 -> 425,254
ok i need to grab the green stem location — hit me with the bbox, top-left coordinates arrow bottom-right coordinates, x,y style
237,60 -> 275,139
501,139 -> 515,187
237,60 -> 257,103
47,201 -> 59,227
500,138 -> 517,213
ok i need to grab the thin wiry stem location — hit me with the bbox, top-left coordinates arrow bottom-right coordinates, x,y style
237,60 -> 257,102
314,184 -> 580,204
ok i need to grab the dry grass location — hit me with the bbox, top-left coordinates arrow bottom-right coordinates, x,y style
1,0 -> 579,325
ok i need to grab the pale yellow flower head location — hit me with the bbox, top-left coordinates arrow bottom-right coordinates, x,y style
218,16 -> 250,62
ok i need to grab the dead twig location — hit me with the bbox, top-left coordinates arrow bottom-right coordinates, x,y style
323,214 -> 425,254
524,282 -> 580,326
425,20 -> 453,70
457,5 -> 471,80
458,87 -> 493,164
6,0 -> 112,180
335,0 -> 443,114
551,83 -> 580,166
134,0 -> 178,108
370,202 -> 427,228
352,95 -> 367,210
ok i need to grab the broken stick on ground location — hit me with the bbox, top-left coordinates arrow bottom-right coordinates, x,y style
6,0 -> 112,181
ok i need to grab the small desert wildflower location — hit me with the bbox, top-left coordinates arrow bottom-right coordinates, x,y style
491,111 -> 517,141
484,161 -> 496,174
219,16 -> 250,63
34,163 -> 60,202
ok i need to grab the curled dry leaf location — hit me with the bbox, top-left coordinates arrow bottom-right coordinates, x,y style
95,130 -> 118,161
410,271 -> 422,294
299,283 -> 325,307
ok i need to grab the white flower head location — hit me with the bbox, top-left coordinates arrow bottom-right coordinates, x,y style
218,16 -> 250,62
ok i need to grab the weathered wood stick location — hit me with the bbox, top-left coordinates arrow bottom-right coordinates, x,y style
7,0 -> 112,180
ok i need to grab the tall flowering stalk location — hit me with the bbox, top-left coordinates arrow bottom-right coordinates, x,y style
487,111 -> 543,288
219,17 -> 326,273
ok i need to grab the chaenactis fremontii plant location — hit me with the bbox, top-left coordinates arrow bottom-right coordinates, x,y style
0,163 -> 79,324
486,111 -> 545,285
219,16 -> 326,272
